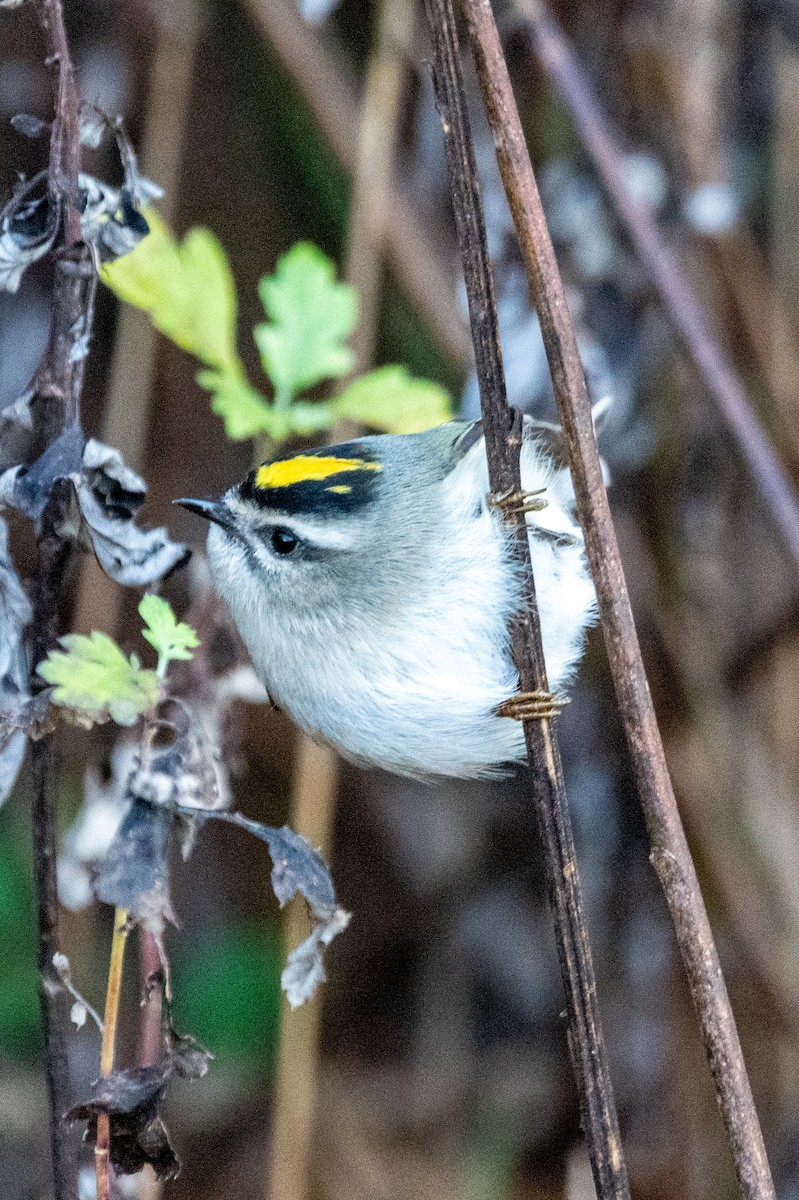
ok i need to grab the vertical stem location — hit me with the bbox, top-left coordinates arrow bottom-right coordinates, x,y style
30,489 -> 78,1200
344,0 -> 417,372
96,908 -> 130,1200
29,4 -> 94,1195
30,738 -> 77,1200
516,0 -> 799,574
423,1 -> 629,1196
464,2 -> 776,1196
267,738 -> 337,1200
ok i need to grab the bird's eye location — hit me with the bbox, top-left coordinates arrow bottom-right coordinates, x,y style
271,527 -> 298,556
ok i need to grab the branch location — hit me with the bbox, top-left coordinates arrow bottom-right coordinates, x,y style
515,0 -> 799,576
29,3 -> 96,1198
40,0 -> 81,244
423,2 -> 629,1196
462,2 -> 775,1197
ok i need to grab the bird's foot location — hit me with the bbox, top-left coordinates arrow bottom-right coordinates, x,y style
487,487 -> 548,515
497,690 -> 571,721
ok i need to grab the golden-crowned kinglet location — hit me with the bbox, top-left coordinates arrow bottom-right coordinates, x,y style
177,419 -> 596,779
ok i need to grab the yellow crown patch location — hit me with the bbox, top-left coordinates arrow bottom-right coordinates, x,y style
255,455 -> 382,491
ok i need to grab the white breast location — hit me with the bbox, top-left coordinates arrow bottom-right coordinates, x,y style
210,437 -> 596,779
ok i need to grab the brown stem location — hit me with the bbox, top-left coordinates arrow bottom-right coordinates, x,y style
39,0 -> 81,244
423,1 -> 629,1195
464,2 -> 775,1196
515,0 -> 799,575
28,5 -> 93,1198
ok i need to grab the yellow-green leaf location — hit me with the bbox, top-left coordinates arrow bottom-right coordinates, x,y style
101,211 -> 242,377
332,366 -> 453,434
139,595 -> 199,666
199,370 -> 281,441
37,632 -> 160,727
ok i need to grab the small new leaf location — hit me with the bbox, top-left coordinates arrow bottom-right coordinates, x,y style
139,595 -> 199,669
333,365 -> 453,434
37,633 -> 160,727
254,243 -> 357,399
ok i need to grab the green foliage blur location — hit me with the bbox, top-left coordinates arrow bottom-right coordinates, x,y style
102,229 -> 453,444
0,806 -> 41,1061
172,922 -> 282,1071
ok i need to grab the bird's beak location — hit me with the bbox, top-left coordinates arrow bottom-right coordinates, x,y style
174,497 -> 231,529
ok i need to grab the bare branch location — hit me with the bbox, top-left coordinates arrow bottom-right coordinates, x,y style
463,2 -> 776,1196
28,3 -> 95,1197
423,1 -> 629,1195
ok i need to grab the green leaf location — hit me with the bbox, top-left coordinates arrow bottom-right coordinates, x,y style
332,365 -> 453,434
101,211 -> 243,377
37,633 -> 160,727
139,595 -> 199,669
254,243 -> 357,399
198,370 -> 279,441
286,400 -> 335,436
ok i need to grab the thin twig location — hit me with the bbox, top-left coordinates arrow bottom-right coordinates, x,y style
29,4 -> 95,1198
423,1 -> 629,1196
463,2 -> 776,1196
514,0 -> 799,575
268,738 -> 337,1200
40,0 -> 81,245
96,908 -> 130,1200
344,0 -> 417,371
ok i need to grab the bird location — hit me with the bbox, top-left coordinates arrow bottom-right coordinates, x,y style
177,419 -> 596,779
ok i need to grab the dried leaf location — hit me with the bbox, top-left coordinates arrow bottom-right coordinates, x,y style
0,174 -> 57,292
93,706 -> 227,931
93,796 -> 175,935
0,389 -> 34,432
68,1028 -> 211,1180
197,814 -> 350,1007
65,439 -> 189,586
0,517 -> 32,804
12,424 -> 84,519
10,113 -> 48,139
58,742 -> 135,911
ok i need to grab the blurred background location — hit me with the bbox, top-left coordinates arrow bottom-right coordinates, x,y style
2,0 -> 799,1196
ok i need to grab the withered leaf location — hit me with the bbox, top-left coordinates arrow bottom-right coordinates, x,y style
0,172 -> 57,293
67,1037 -> 211,1180
93,796 -> 175,936
92,706 -> 226,931
10,113 -> 48,139
13,424 -> 85,519
194,814 -> 350,1007
91,698 -> 347,1003
45,438 -> 189,585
